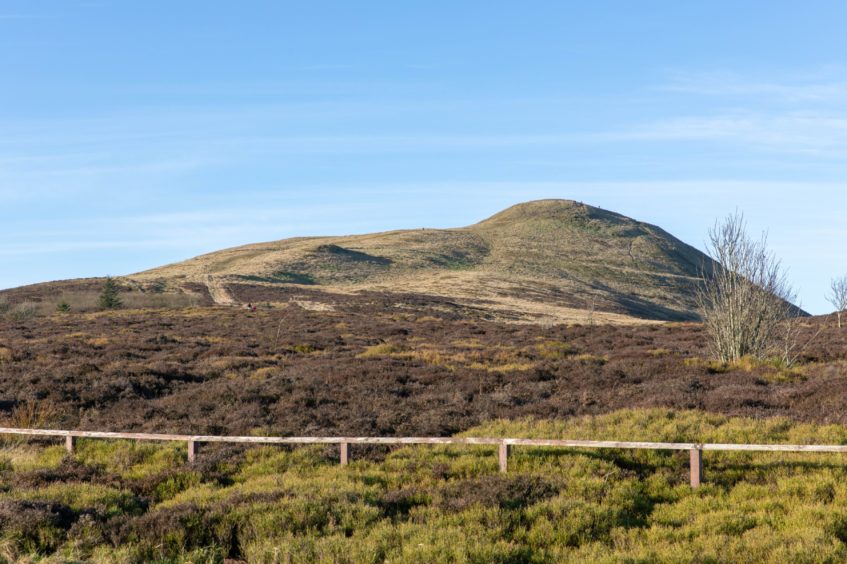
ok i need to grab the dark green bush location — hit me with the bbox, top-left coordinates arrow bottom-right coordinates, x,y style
98,277 -> 122,310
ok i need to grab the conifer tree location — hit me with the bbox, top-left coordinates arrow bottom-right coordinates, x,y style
99,277 -> 122,309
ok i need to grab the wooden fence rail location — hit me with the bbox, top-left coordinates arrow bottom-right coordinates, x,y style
2,427 -> 846,488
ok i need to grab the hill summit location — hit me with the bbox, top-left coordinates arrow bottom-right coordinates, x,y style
132,199 -> 712,322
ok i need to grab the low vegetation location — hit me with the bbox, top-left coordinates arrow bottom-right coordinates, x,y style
0,290 -> 844,436
3,410 -> 847,561
0,275 -> 844,561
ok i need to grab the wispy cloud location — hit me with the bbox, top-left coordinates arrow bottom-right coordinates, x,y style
608,68 -> 847,156
608,112 -> 847,155
660,67 -> 847,104
0,12 -> 55,20
0,240 -> 186,256
2,156 -> 215,178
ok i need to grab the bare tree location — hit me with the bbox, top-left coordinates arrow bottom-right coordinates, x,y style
698,212 -> 800,363
828,275 -> 847,328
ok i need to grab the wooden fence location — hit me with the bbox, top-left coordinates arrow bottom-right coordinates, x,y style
2,427 -> 847,488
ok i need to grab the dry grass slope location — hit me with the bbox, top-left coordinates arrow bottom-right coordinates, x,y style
130,199 -> 714,322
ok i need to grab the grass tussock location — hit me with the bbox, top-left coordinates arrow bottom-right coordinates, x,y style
535,340 -> 578,360
684,356 -> 807,382
358,340 -> 572,373
2,410 -> 847,561
357,343 -> 407,358
572,353 -> 608,365
6,400 -> 58,431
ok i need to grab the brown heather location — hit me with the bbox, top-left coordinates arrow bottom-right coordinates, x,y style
0,285 -> 844,437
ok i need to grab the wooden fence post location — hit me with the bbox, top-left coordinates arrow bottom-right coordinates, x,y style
690,447 -> 703,488
65,435 -> 75,455
187,440 -> 196,463
340,442 -> 349,466
499,442 -> 510,473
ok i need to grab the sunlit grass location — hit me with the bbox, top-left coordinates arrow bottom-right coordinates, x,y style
3,409 -> 847,561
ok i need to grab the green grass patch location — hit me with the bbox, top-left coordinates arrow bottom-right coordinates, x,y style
3,409 -> 847,561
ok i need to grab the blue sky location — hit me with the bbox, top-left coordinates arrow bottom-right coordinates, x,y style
2,1 -> 847,314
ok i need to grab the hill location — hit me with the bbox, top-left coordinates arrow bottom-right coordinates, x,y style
0,204 -> 839,561
129,199 -> 713,322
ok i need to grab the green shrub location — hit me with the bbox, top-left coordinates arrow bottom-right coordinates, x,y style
5,409 -> 847,561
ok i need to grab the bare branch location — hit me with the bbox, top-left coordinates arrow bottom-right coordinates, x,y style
827,275 -> 847,328
697,212 -> 800,363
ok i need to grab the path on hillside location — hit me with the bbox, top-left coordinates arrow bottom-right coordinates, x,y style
204,275 -> 237,306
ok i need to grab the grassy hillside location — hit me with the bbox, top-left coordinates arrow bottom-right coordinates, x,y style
4,410 -> 847,562
130,199 -> 714,321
